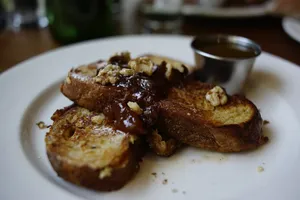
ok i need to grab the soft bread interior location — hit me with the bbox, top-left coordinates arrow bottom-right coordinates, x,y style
167,84 -> 255,126
46,107 -> 132,169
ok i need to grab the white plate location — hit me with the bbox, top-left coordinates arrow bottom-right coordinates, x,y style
1,35 -> 300,200
182,1 -> 274,18
282,17 -> 300,43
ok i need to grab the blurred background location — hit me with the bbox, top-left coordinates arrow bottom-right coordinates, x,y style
0,0 -> 299,73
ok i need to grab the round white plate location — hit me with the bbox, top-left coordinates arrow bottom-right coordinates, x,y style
182,1 -> 274,18
282,17 -> 300,43
1,35 -> 300,200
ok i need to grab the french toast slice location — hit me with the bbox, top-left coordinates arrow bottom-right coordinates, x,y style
61,54 -> 188,113
157,82 -> 268,152
61,62 -> 126,112
45,105 -> 144,191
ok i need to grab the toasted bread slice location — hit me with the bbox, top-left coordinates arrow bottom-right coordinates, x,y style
61,56 -> 188,113
45,105 -> 144,191
158,82 -> 268,152
61,63 -> 126,112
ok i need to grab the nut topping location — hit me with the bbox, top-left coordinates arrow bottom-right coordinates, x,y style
205,86 -> 228,107
91,114 -> 105,125
94,64 -> 121,85
128,57 -> 156,76
99,167 -> 112,179
75,64 -> 98,77
127,101 -> 143,115
165,62 -> 186,80
65,76 -> 71,84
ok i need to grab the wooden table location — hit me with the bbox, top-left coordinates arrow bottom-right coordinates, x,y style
183,16 -> 300,65
0,16 -> 299,73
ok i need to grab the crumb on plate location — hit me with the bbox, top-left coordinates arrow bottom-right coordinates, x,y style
172,189 -> 178,193
257,166 -> 264,172
151,172 -> 157,177
36,121 -> 50,129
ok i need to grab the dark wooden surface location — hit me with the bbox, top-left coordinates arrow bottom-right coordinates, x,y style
0,16 -> 299,73
183,16 -> 300,65
0,29 -> 59,72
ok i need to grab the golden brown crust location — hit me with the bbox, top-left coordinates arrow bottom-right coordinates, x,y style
61,71 -> 126,112
45,106 -> 144,191
47,149 -> 139,191
157,82 -> 268,152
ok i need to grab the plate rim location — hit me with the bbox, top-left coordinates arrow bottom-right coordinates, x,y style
282,17 -> 300,44
182,1 -> 274,18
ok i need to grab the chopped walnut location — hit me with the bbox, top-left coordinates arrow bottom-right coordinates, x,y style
129,135 -> 137,144
257,166 -> 264,172
36,121 -> 49,129
94,64 -> 121,85
75,64 -> 98,76
165,62 -> 185,80
128,57 -> 156,76
127,101 -> 143,115
149,130 -> 177,156
99,167 -> 112,179
120,68 -> 135,76
69,114 -> 79,123
65,76 -> 71,84
110,51 -> 131,61
91,114 -> 105,125
205,86 -> 228,107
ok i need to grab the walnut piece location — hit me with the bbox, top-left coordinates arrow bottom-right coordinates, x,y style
75,64 -> 98,76
148,130 -> 177,156
99,167 -> 112,179
205,86 -> 228,107
94,64 -> 121,85
257,166 -> 264,173
110,51 -> 131,61
65,76 -> 71,84
128,57 -> 156,76
120,68 -> 135,76
91,114 -> 105,125
129,135 -> 137,144
127,101 -> 143,115
36,121 -> 49,129
165,62 -> 185,80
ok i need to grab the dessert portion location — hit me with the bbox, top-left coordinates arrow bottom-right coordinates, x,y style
158,82 -> 268,152
45,105 -> 144,191
45,51 -> 268,191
